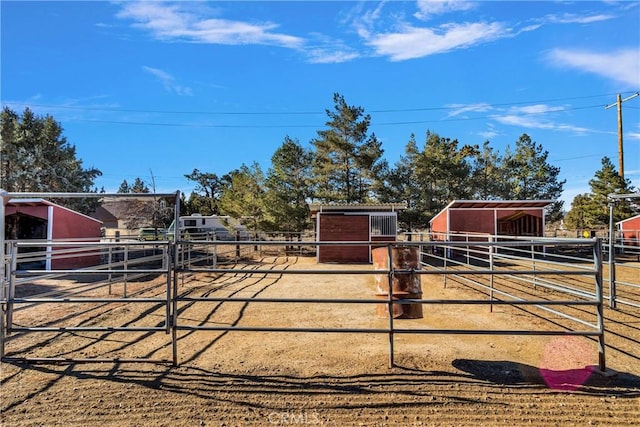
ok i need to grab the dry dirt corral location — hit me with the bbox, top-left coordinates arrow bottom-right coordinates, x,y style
1,256 -> 639,426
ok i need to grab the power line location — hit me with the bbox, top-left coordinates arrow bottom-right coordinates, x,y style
37,103 -> 608,129
2,92 -> 632,116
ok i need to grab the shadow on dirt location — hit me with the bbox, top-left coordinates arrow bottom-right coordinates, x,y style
3,356 -> 639,417
451,358 -> 640,395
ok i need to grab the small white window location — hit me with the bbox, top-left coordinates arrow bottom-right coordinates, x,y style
370,214 -> 396,236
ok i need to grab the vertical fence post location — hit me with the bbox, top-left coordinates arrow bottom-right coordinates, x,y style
171,191 -> 180,366
7,242 -> 17,331
0,191 -> 5,359
465,235 -> 470,264
108,246 -> 113,295
608,203 -> 617,309
123,246 -> 129,298
387,243 -> 395,368
443,240 -> 448,289
489,236 -> 494,313
532,243 -> 537,290
165,243 -> 171,335
594,238 -> 606,372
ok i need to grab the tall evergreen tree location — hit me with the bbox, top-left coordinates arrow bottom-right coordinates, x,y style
219,163 -> 265,228
263,136 -> 314,232
379,134 -> 428,230
130,177 -> 150,193
564,157 -> 636,229
469,141 -> 505,199
501,134 -> 565,221
117,179 -> 131,193
381,132 -> 475,230
311,93 -> 384,203
0,107 -> 102,214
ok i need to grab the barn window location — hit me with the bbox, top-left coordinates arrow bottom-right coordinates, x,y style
370,214 -> 396,237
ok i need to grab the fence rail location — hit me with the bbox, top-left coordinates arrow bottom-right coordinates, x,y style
0,234 -> 615,370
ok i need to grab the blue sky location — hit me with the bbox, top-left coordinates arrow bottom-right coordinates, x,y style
2,1 -> 639,208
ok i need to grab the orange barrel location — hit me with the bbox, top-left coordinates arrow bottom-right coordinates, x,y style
372,246 -> 423,319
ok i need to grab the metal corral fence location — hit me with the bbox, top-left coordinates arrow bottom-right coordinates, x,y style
0,192 -> 610,369
1,237 -> 606,369
0,191 -> 180,364
171,238 -> 606,370
1,240 -> 172,363
407,229 -> 640,310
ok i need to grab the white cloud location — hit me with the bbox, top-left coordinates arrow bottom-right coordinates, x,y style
446,103 -> 493,118
367,21 -> 509,61
142,66 -> 193,96
493,113 -> 594,135
414,0 -> 476,20
117,2 -> 304,48
478,128 -> 499,139
512,104 -> 566,115
306,48 -> 360,64
542,13 -> 615,25
547,48 -> 640,87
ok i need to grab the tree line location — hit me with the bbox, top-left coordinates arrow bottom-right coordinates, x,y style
2,94 -> 637,233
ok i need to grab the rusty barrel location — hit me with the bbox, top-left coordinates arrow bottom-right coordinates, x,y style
372,246 -> 423,319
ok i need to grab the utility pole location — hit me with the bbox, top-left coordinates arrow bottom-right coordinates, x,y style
605,92 -> 639,181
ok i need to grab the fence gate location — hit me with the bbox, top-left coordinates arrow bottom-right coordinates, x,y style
0,191 -> 179,363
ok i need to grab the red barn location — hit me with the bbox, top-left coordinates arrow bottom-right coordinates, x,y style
618,214 -> 640,246
430,200 -> 553,240
311,203 -> 406,263
4,198 -> 103,269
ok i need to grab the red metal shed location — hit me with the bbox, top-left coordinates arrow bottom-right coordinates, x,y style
4,198 -> 103,269
429,200 -> 553,240
311,203 -> 406,263
618,214 -> 640,246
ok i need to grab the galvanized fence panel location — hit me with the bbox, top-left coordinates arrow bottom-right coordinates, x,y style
171,239 -> 606,370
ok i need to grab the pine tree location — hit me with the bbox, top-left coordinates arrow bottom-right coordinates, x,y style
311,93 -> 384,203
379,134 -> 427,231
469,141 -> 504,199
263,136 -> 314,232
130,177 -> 150,193
219,163 -> 265,227
502,134 -> 565,221
0,107 -> 102,214
564,157 -> 636,229
117,180 -> 130,193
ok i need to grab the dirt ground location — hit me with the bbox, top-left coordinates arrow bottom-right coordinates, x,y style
1,255 -> 639,426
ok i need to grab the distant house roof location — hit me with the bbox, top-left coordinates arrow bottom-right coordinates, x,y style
92,197 -> 152,222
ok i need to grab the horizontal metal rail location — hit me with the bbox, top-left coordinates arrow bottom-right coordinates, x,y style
1,357 -> 173,364
177,266 -> 597,276
10,326 -> 168,332
15,269 -> 169,275
174,325 -> 601,336
177,296 -> 599,306
11,298 -> 168,303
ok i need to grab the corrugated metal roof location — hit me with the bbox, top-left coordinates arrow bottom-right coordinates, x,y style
5,198 -> 103,224
309,202 -> 407,214
444,200 -> 554,210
